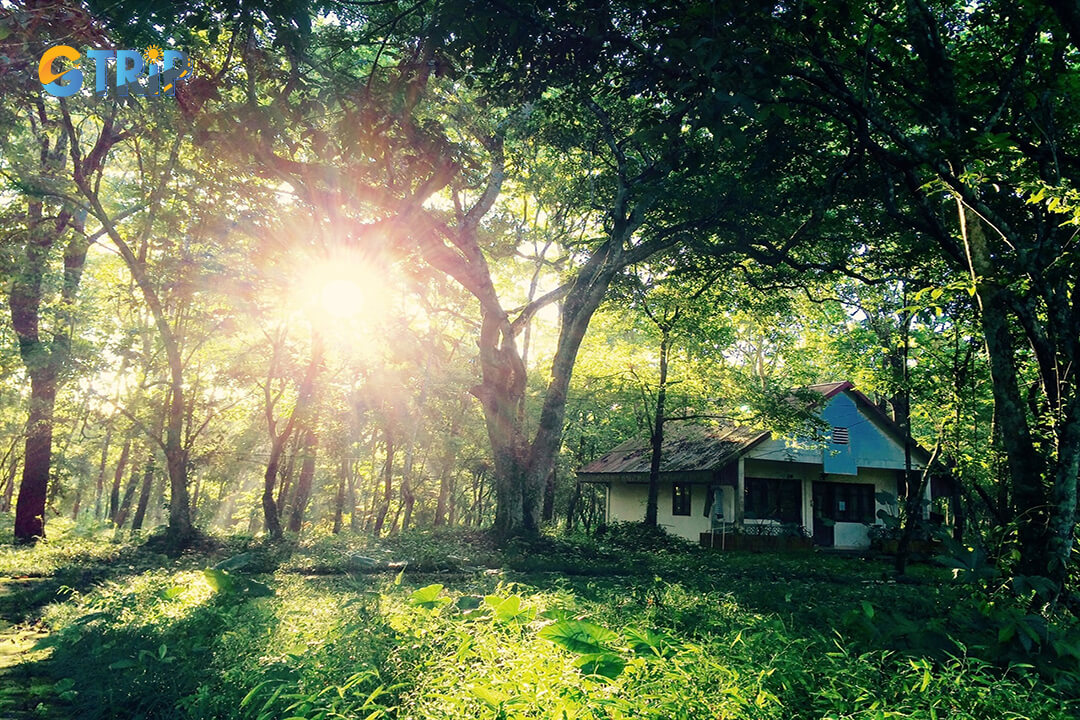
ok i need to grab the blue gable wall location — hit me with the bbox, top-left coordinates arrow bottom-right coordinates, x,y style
747,391 -> 916,471
821,393 -> 859,474
822,392 -> 911,469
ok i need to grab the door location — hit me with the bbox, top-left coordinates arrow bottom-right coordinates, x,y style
812,482 -> 834,547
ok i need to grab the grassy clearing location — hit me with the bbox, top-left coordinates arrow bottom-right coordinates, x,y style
0,526 -> 1076,719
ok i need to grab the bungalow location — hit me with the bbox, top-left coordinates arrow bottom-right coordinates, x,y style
577,382 -> 932,549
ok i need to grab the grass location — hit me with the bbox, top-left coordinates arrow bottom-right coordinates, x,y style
0,524 -> 1077,718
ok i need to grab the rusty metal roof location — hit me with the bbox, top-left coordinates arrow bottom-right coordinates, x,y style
577,422 -> 768,476
803,381 -> 853,399
577,381 -> 932,478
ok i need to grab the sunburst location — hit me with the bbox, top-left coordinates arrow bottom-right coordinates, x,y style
143,44 -> 164,65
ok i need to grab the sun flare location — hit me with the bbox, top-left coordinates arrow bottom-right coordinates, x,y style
318,278 -> 368,319
294,255 -> 389,327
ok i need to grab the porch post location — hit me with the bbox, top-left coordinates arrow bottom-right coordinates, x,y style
735,457 -> 745,527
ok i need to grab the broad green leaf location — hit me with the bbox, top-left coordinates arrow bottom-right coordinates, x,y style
492,595 -> 533,623
203,568 -> 273,598
538,620 -> 618,654
573,652 -> 626,679
456,595 -> 482,611
203,567 -> 234,593
161,585 -> 185,600
625,627 -> 674,657
409,583 -> 446,609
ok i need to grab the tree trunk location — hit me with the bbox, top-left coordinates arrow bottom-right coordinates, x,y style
399,445 -> 416,532
958,205 -> 1050,578
148,461 -> 168,528
372,428 -> 395,536
435,467 -> 452,527
400,482 -> 416,532
109,438 -> 132,523
348,461 -> 362,533
131,457 -> 155,531
261,450 -> 285,538
541,467 -> 556,524
483,252 -> 618,538
645,328 -> 671,527
1,456 -> 17,514
1047,394 -> 1080,583
434,413 -> 461,527
83,179 -> 194,550
333,458 -> 347,534
277,434 -> 298,516
9,195 -> 65,543
114,466 -> 140,528
894,310 -> 920,575
565,480 -> 581,532
262,329 -> 323,539
447,471 -> 458,526
287,426 -> 318,534
13,363 -> 58,543
92,425 -> 112,521
71,479 -> 83,521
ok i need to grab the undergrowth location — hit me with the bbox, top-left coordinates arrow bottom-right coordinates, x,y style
0,525 -> 1076,718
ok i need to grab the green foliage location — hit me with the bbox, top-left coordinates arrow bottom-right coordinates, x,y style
593,521 -> 692,553
3,532 -> 1076,719
409,583 -> 449,609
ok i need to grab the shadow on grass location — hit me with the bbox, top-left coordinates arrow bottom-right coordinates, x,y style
17,591 -> 278,719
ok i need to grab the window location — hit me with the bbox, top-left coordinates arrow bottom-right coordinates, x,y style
833,483 -> 875,523
744,477 -> 802,522
832,426 -> 850,444
672,483 -> 692,516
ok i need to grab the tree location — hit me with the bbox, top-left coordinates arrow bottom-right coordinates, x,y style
0,4 -> 120,541
756,0 -> 1080,596
610,267 -> 723,526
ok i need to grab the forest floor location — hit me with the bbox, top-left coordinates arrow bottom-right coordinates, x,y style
0,524 -> 1077,719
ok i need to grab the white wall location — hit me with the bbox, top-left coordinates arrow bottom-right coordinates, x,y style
605,481 -> 710,541
603,468 -> 898,547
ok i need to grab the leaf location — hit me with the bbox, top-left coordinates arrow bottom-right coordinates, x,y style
202,568 -> 273,598
538,620 -> 618,655
409,583 -> 446,609
240,680 -> 276,707
624,627 -> 674,657
471,684 -> 508,707
108,659 -> 138,670
203,567 -> 234,593
573,652 -> 626,679
492,595 -> 533,623
861,601 -> 874,619
456,595 -> 482,611
161,585 -> 185,600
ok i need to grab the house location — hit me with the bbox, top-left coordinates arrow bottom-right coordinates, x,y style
577,382 -> 932,549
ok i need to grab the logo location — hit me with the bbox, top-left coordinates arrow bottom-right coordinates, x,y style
39,45 -> 193,98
